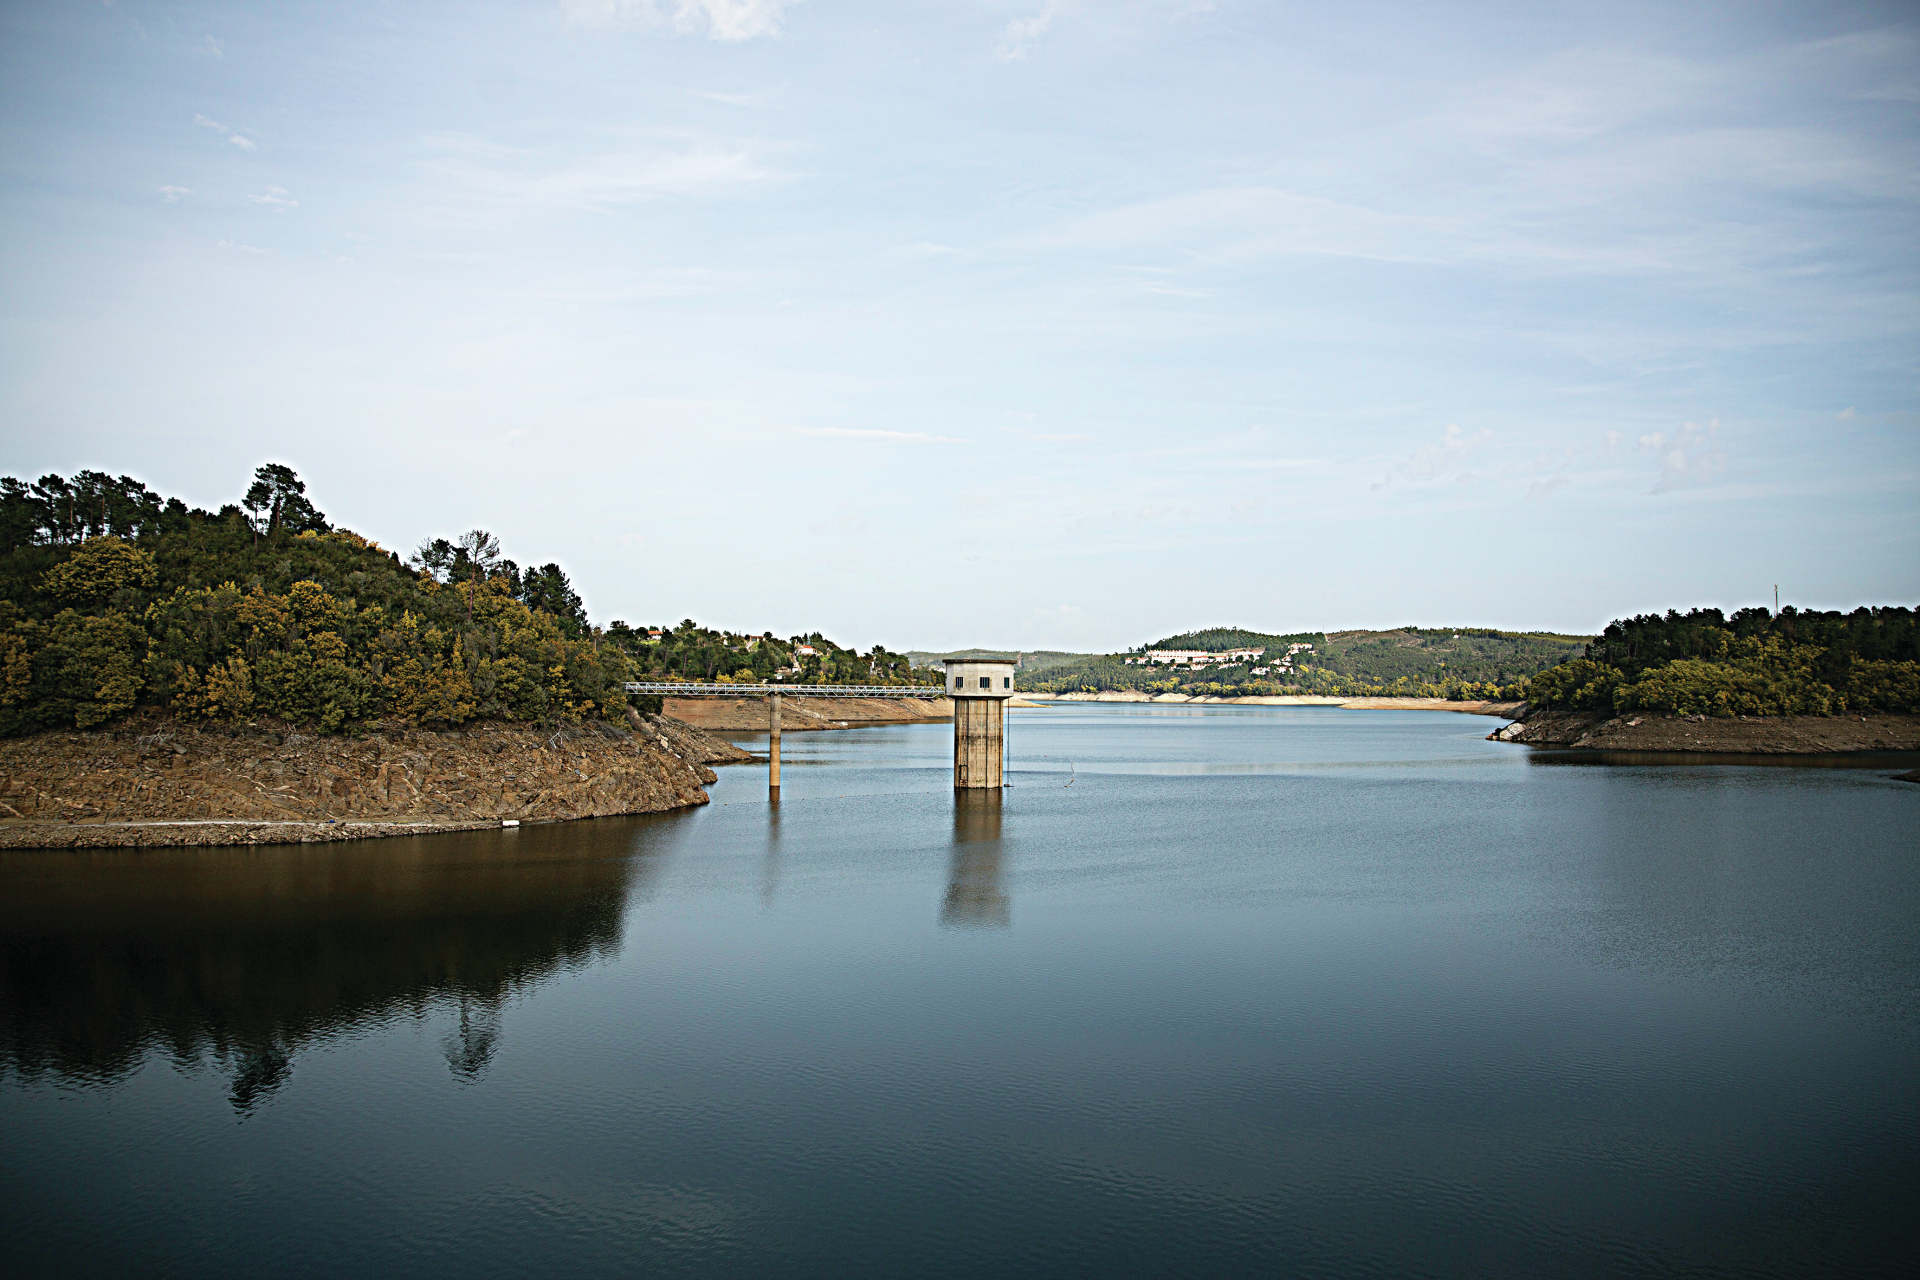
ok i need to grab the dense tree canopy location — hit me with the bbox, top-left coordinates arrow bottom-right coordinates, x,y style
1530,606 -> 1919,716
0,464 -> 939,737
0,465 -> 630,736
601,621 -> 937,689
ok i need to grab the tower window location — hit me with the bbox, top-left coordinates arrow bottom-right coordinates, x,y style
978,676 -> 990,688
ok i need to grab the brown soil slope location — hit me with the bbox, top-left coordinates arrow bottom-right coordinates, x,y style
0,713 -> 750,848
665,694 -> 952,732
1493,710 -> 1920,753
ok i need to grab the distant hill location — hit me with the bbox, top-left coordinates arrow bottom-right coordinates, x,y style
1137,627 -> 1323,653
1317,627 -> 1587,685
1017,624 -> 1590,697
907,648 -> 1090,674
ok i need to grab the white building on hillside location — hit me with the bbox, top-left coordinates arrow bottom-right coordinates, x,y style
1124,646 -> 1267,666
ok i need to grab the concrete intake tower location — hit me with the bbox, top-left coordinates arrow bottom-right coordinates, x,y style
943,658 -> 1017,789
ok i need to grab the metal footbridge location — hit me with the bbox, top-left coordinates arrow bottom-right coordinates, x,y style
623,668 -> 1013,795
625,681 -> 950,794
623,682 -> 946,699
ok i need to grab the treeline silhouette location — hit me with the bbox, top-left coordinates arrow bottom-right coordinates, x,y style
1531,606 -> 1919,716
1,466 -> 632,735
602,620 -> 937,688
0,465 -> 930,738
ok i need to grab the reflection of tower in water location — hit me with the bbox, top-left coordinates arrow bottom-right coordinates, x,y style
943,791 -> 1010,929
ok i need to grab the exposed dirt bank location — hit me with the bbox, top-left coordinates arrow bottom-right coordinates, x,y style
1024,692 -> 1521,715
665,694 -> 953,731
0,713 -> 750,848
1492,709 -> 1920,753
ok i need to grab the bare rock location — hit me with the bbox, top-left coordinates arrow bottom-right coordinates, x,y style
1487,709 -> 1920,753
0,713 -> 741,848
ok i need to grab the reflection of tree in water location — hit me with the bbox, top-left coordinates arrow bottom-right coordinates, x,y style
228,1040 -> 294,1114
442,994 -> 504,1081
944,792 -> 1010,929
0,825 -> 655,1113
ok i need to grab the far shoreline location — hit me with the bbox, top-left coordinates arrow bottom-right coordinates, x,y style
1018,691 -> 1521,715
1018,693 -> 1920,756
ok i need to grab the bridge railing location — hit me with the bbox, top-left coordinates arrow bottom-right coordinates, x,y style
624,682 -> 949,700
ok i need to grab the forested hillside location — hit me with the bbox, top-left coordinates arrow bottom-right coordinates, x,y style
1021,625 -> 1582,698
1317,628 -> 1586,687
614,622 -> 935,688
0,467 -> 933,738
1530,606 -> 1919,716
907,649 -> 1087,675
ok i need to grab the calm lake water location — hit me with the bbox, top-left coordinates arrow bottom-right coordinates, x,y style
3,705 -> 1917,1278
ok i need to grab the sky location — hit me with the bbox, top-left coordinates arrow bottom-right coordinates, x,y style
1,0 -> 1915,651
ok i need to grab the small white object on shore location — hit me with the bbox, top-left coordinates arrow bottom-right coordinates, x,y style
501,819 -> 520,827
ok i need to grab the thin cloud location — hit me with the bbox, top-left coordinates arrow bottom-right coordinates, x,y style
1378,424 -> 1493,488
419,134 -> 781,221
801,427 -> 968,444
691,87 -> 785,107
1047,186 -> 1455,267
1229,457 -> 1322,470
1643,419 -> 1729,494
158,185 -> 190,202
195,114 -> 257,150
560,1 -> 803,41
997,3 -> 1057,63
205,35 -> 223,59
248,186 -> 298,212
891,241 -> 966,260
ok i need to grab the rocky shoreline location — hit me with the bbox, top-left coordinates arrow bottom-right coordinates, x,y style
0,713 -> 751,848
1489,707 -> 1920,754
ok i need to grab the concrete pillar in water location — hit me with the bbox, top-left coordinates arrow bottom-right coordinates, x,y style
942,657 -> 1017,789
768,692 -> 782,796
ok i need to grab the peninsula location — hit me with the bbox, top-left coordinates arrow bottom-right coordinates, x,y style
0,466 -> 927,846
3,467 -> 1914,849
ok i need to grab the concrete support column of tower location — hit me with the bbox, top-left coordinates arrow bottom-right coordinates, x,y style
768,693 -> 782,795
943,657 -> 1018,790
953,697 -> 1004,789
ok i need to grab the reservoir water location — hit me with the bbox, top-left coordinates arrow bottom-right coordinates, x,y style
3,704 -> 1917,1277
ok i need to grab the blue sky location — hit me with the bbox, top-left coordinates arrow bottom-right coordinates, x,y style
2,0 -> 1915,649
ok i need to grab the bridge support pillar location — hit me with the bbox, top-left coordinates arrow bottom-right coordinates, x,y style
944,658 -> 1017,790
768,693 -> 782,796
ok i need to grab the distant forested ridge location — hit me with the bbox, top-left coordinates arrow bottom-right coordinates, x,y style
1021,626 -> 1584,698
1529,606 -> 1919,717
615,621 -> 936,689
907,649 -> 1088,675
0,467 -> 934,738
